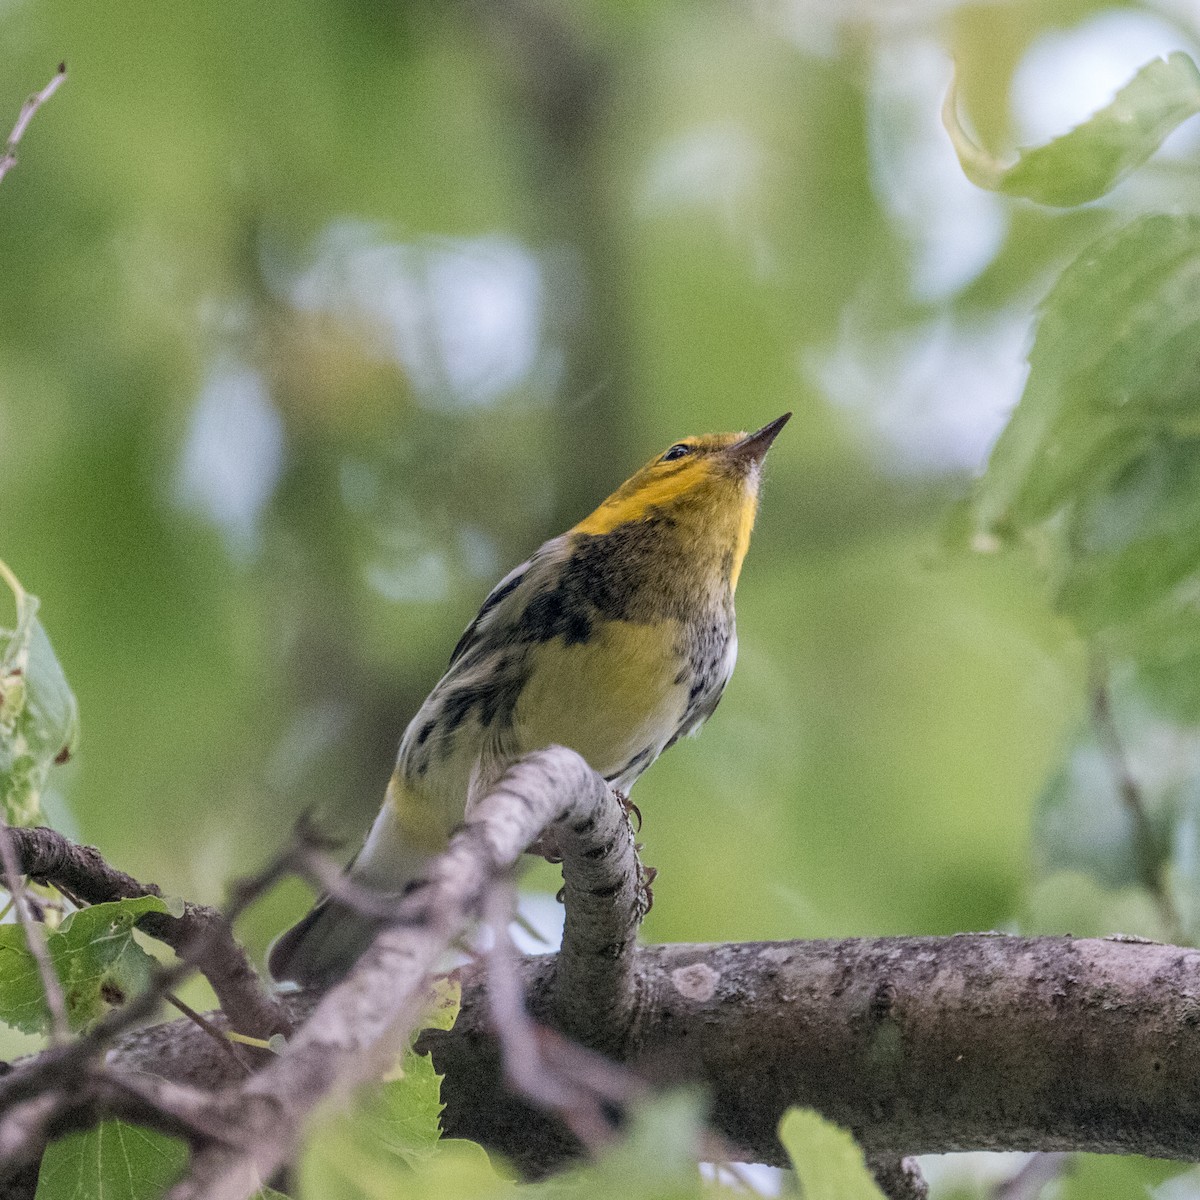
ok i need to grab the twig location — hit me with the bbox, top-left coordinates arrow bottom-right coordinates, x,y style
868,1154 -> 929,1200
0,820 -> 68,1044
483,882 -> 642,1151
0,828 -> 322,1177
161,746 -> 636,1200
1088,662 -> 1182,939
992,1152 -> 1072,1200
0,64 -> 67,186
7,824 -> 289,1038
166,994 -> 253,1077
0,1066 -> 239,1175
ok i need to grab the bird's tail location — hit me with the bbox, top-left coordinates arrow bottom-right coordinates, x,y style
267,894 -> 386,990
268,798 -> 435,990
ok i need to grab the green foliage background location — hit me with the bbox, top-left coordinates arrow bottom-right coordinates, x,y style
5,0 -> 1200,1195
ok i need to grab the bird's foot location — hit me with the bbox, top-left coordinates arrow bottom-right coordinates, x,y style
528,829 -> 563,864
614,790 -> 643,833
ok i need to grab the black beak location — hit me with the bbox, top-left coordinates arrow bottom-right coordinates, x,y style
725,413 -> 791,465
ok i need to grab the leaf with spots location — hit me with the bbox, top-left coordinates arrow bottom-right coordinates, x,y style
0,561 -> 79,826
0,895 -> 168,1034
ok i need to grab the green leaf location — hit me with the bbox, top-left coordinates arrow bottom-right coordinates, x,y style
35,1120 -> 187,1200
532,1091 -> 722,1200
0,561 -> 79,826
945,53 -> 1200,207
298,979 -> 475,1199
966,214 -> 1200,721
300,1121 -> 509,1200
1026,686 -> 1200,942
1121,600 -> 1200,723
1059,439 -> 1200,635
778,1108 -> 886,1200
974,214 -> 1200,539
0,896 -> 168,1034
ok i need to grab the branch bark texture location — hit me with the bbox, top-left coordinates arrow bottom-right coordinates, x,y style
10,750 -> 1200,1188
429,933 -> 1200,1170
6,825 -> 287,1038
109,933 -> 1200,1176
160,747 -> 638,1199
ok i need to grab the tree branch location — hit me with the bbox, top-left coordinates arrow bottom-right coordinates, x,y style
15,754 -> 1200,1190
102,933 -> 1200,1177
6,824 -> 288,1038
160,746 -> 636,1199
0,821 -> 68,1044
0,64 -> 66,185
423,934 -> 1200,1174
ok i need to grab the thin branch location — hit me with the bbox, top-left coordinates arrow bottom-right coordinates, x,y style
482,882 -> 644,1153
1088,662 -> 1182,939
867,1154 -> 929,1200
162,746 -> 635,1200
0,64 -> 67,186
165,994 -> 253,1077
0,829 -> 321,1176
7,824 -> 289,1038
0,1066 -> 239,1175
0,821 -> 68,1044
992,1153 -> 1072,1200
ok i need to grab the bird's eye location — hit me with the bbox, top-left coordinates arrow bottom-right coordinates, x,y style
661,443 -> 691,463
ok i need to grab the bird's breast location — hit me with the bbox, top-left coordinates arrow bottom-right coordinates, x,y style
513,617 -> 692,783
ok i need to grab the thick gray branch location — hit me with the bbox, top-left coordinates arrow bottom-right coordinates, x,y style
162,746 -> 631,1200
110,934 -> 1200,1177
6,825 -> 287,1039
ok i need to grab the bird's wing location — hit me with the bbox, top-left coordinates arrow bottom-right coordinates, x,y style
446,539 -> 563,668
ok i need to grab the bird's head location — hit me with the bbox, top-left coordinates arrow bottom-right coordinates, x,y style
571,413 -> 790,588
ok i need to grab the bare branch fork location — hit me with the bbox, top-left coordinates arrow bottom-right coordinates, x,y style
8,748 -> 1200,1199
3,824 -> 290,1039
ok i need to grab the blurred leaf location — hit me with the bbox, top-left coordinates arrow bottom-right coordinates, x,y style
974,214 -> 1200,538
1060,439 -> 1200,634
533,1091 -> 721,1200
0,895 -> 167,1034
1027,683 -> 1200,942
1121,598 -> 1200,723
966,214 -> 1200,725
298,979 -> 465,1197
300,1125 -> 509,1200
1059,1153 -> 1184,1199
35,1120 -> 186,1200
0,561 -> 79,825
778,1108 -> 886,1200
944,53 -> 1200,207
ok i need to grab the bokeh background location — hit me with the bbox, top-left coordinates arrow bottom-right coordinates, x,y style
5,0 -> 1200,1194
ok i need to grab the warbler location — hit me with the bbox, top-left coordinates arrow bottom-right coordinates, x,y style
269,413 -> 790,987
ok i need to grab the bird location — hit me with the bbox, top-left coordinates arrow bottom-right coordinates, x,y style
269,413 -> 790,987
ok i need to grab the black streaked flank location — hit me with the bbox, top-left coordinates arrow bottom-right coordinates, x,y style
436,667 -> 528,745
417,511 -> 736,770
449,564 -> 529,666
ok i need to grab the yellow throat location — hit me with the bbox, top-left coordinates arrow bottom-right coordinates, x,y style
571,413 -> 791,591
